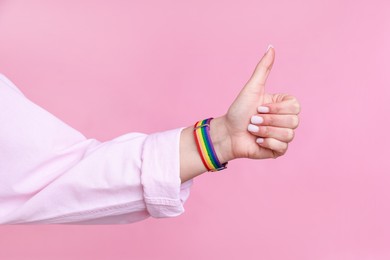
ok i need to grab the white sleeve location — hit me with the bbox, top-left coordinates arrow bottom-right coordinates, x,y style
0,74 -> 194,225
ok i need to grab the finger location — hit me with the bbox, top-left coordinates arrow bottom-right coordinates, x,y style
248,124 -> 295,143
271,93 -> 299,103
258,99 -> 301,115
256,137 -> 288,157
244,45 -> 275,94
250,114 -> 299,129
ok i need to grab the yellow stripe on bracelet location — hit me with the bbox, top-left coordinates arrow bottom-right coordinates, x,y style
194,125 -> 215,170
193,118 -> 228,172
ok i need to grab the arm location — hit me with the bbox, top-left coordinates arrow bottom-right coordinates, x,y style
0,74 -> 194,224
0,46 -> 301,224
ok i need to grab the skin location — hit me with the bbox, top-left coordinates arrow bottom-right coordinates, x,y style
180,46 -> 301,183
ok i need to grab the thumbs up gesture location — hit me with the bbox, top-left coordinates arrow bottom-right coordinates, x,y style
211,46 -> 301,163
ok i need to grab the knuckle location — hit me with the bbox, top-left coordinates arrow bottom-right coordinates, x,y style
270,139 -> 288,159
281,143 -> 289,154
285,129 -> 294,141
292,115 -> 299,129
293,102 -> 301,114
276,142 -> 288,156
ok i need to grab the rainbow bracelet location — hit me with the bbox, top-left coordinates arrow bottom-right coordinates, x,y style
193,117 -> 228,172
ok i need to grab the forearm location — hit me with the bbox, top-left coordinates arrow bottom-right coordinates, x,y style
179,115 -> 233,183
0,73 -> 196,224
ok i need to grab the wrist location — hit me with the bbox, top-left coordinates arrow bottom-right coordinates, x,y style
209,115 -> 234,164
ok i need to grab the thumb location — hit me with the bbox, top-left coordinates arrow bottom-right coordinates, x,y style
244,45 -> 275,94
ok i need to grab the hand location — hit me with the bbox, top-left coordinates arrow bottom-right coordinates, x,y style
211,46 -> 301,163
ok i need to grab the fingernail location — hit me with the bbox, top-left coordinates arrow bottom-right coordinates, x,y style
257,106 -> 270,113
248,124 -> 259,133
256,138 -> 264,144
266,44 -> 274,53
251,115 -> 264,124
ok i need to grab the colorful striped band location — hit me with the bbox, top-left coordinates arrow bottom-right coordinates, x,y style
193,118 -> 228,172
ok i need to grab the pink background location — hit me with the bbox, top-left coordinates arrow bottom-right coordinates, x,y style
1,0 -> 389,259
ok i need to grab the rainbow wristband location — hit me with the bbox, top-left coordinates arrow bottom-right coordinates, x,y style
193,117 -> 228,172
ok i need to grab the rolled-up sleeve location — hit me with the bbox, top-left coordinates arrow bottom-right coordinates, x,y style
0,73 -> 194,225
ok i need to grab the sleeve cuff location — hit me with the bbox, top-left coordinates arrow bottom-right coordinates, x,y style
140,126 -> 194,218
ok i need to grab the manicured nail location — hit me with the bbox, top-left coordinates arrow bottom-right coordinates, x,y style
256,138 -> 264,144
248,124 -> 259,133
266,44 -> 274,53
257,106 -> 270,113
251,115 -> 264,124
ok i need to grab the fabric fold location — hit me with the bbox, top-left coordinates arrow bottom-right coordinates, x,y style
0,73 -> 193,224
